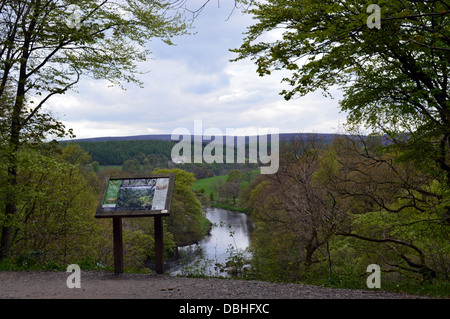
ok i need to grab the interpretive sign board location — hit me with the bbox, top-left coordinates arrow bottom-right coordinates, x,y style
95,174 -> 175,218
95,174 -> 175,274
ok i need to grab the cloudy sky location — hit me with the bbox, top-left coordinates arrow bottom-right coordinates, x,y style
46,1 -> 348,140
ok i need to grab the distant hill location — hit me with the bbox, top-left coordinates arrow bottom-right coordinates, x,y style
68,132 -> 338,144
66,132 -> 344,166
69,134 -> 175,142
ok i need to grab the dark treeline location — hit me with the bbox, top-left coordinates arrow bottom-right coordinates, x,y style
69,140 -> 176,166
70,139 -> 262,177
69,133 -> 314,166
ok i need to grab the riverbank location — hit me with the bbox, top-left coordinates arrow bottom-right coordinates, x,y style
0,270 -> 430,299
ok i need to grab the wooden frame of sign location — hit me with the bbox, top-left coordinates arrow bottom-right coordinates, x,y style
95,174 -> 175,274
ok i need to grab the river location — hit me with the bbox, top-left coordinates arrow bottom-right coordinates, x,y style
166,207 -> 252,277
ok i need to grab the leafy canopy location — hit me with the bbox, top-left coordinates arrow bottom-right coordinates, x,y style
232,0 -> 449,173
0,0 -> 190,145
0,0 -> 190,259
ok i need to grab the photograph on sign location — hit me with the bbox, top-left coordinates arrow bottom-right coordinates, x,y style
102,178 -> 169,212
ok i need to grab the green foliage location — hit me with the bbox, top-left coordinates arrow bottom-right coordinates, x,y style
72,140 -> 175,166
0,254 -> 110,272
0,145 -> 215,272
249,219 -> 305,283
226,169 -> 243,183
0,0 -> 190,259
0,143 -> 114,267
312,149 -> 341,184
121,217 -> 176,271
123,229 -> 154,270
179,257 -> 217,278
222,245 -> 253,278
243,134 -> 449,296
233,0 -> 449,177
351,201 -> 450,281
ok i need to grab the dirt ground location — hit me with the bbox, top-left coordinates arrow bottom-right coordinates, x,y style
0,270 -> 429,299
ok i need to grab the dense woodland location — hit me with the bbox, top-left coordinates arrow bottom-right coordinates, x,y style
72,140 -> 175,166
242,133 -> 449,293
70,139 -> 260,177
0,134 -> 448,296
0,141 -> 213,271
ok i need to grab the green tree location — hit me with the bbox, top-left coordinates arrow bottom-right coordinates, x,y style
122,159 -> 141,174
226,169 -> 243,183
245,137 -> 344,275
141,158 -> 152,174
91,161 -> 100,173
232,0 -> 449,180
320,134 -> 450,282
244,134 -> 449,285
152,168 -> 210,246
5,144 -> 108,265
224,169 -> 243,205
0,0 -> 189,259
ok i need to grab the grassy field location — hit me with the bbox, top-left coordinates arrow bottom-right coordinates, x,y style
192,174 -> 228,194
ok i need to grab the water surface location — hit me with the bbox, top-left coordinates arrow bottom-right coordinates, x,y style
167,207 -> 252,276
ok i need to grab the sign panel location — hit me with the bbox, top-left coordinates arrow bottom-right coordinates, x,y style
95,174 -> 175,218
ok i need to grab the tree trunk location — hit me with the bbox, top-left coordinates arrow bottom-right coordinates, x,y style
304,228 -> 318,270
0,114 -> 20,260
0,25 -> 29,259
0,95 -> 22,259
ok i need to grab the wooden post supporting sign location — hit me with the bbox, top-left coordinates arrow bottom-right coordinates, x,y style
112,217 -> 124,274
154,215 -> 163,274
95,174 -> 174,275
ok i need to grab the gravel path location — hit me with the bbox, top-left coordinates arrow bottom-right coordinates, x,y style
0,271 -> 427,299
